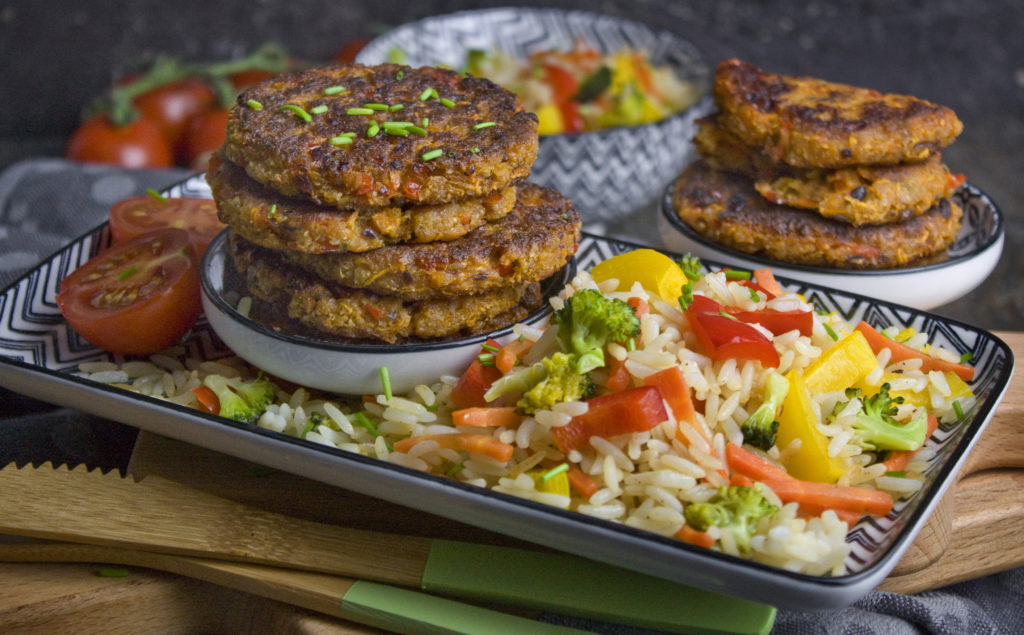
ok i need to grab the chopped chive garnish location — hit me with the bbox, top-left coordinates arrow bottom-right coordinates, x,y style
421,117 -> 429,127
323,85 -> 347,95
748,287 -> 760,302
823,321 -> 839,341
477,353 -> 495,366
426,402 -> 440,412
388,103 -> 405,112
364,103 -> 388,111
718,311 -> 740,320
470,147 -> 480,153
347,107 -> 375,115
446,462 -> 465,476
97,567 -> 129,578
246,99 -> 264,110
408,126 -> 427,136
379,367 -> 392,401
382,121 -> 414,129
268,203 -> 277,219
117,266 -> 138,281
145,188 -> 167,203
367,122 -> 380,137
480,343 -> 500,354
439,97 -> 455,108
627,338 -> 636,352
953,399 -> 965,419
884,470 -> 907,478
279,104 -> 312,122
960,351 -> 974,363
539,463 -> 569,483
385,127 -> 410,137
418,87 -> 434,101
300,418 -> 317,439
330,135 -> 354,145
310,105 -> 329,115
352,411 -> 380,437
724,269 -> 751,280
421,148 -> 443,161
473,121 -> 496,130
396,70 -> 405,80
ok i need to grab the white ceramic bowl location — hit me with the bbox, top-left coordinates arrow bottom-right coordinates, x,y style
356,7 -> 712,225
659,181 -> 1004,311
200,231 -> 573,395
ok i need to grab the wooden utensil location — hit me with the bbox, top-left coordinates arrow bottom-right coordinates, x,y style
0,462 -> 776,634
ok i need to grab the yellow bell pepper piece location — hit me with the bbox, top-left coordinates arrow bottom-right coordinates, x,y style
803,329 -> 878,395
589,248 -> 687,304
528,467 -> 571,507
776,370 -> 847,484
534,102 -> 564,136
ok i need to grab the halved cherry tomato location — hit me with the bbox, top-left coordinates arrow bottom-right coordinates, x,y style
181,107 -> 230,170
57,228 -> 202,355
108,195 -> 225,257
685,295 -> 780,368
65,115 -> 173,169
133,76 -> 215,152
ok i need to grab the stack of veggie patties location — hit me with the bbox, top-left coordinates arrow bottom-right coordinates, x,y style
671,59 -> 966,269
208,63 -> 581,343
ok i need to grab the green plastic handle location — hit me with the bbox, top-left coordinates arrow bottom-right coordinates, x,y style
339,579 -> 582,634
421,540 -> 776,635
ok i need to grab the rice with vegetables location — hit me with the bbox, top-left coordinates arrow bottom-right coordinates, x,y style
77,251 -> 975,576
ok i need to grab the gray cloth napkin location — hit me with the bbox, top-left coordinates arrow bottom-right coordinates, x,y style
1,158 -> 1021,634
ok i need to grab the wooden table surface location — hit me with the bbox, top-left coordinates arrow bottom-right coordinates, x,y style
1,332 -> 1020,633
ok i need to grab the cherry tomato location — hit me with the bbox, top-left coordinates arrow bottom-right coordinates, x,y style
57,228 -> 202,356
133,76 -> 215,150
65,115 -> 174,169
181,107 -> 230,171
333,36 -> 370,63
108,195 -> 225,257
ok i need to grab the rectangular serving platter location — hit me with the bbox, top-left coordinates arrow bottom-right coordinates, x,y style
0,173 -> 1014,610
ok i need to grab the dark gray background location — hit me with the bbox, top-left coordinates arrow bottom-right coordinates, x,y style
2,0 -> 1020,329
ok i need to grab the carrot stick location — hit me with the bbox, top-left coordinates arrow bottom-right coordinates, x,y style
496,338 -> 533,374
677,524 -> 716,549
753,268 -> 783,297
627,296 -> 650,318
882,414 -> 939,472
393,433 -> 515,462
642,366 -> 707,446
855,321 -> 975,381
730,473 -> 756,489
566,465 -> 600,498
725,443 -> 894,517
796,503 -> 864,526
603,355 -> 632,392
452,406 -> 522,428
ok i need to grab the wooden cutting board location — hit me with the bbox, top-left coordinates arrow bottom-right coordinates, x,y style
2,332 -> 1020,631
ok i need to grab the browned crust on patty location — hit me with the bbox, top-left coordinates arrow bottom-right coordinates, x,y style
712,59 -> 963,168
222,63 -> 538,208
671,161 -> 963,269
279,182 -> 581,300
229,232 -> 544,343
695,116 -> 959,225
207,154 -> 518,253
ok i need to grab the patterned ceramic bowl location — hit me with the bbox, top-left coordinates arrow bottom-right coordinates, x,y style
199,230 -> 573,395
357,7 -> 712,225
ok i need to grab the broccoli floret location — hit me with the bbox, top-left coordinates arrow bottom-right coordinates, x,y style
676,254 -> 702,312
483,352 -> 594,415
833,383 -> 928,452
741,372 -> 789,451
202,374 -> 276,424
684,484 -> 778,553
550,288 -> 640,374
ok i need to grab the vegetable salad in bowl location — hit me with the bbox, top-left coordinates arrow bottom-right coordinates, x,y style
461,43 -> 702,135
77,247 -> 976,576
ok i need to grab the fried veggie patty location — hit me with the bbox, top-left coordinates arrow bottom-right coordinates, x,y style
279,183 -> 581,300
229,232 -> 544,343
671,161 -> 963,269
223,63 -> 538,209
712,59 -> 962,169
207,154 -> 518,253
695,116 -> 961,226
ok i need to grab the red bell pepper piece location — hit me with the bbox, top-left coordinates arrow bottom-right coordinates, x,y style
552,386 -> 668,452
